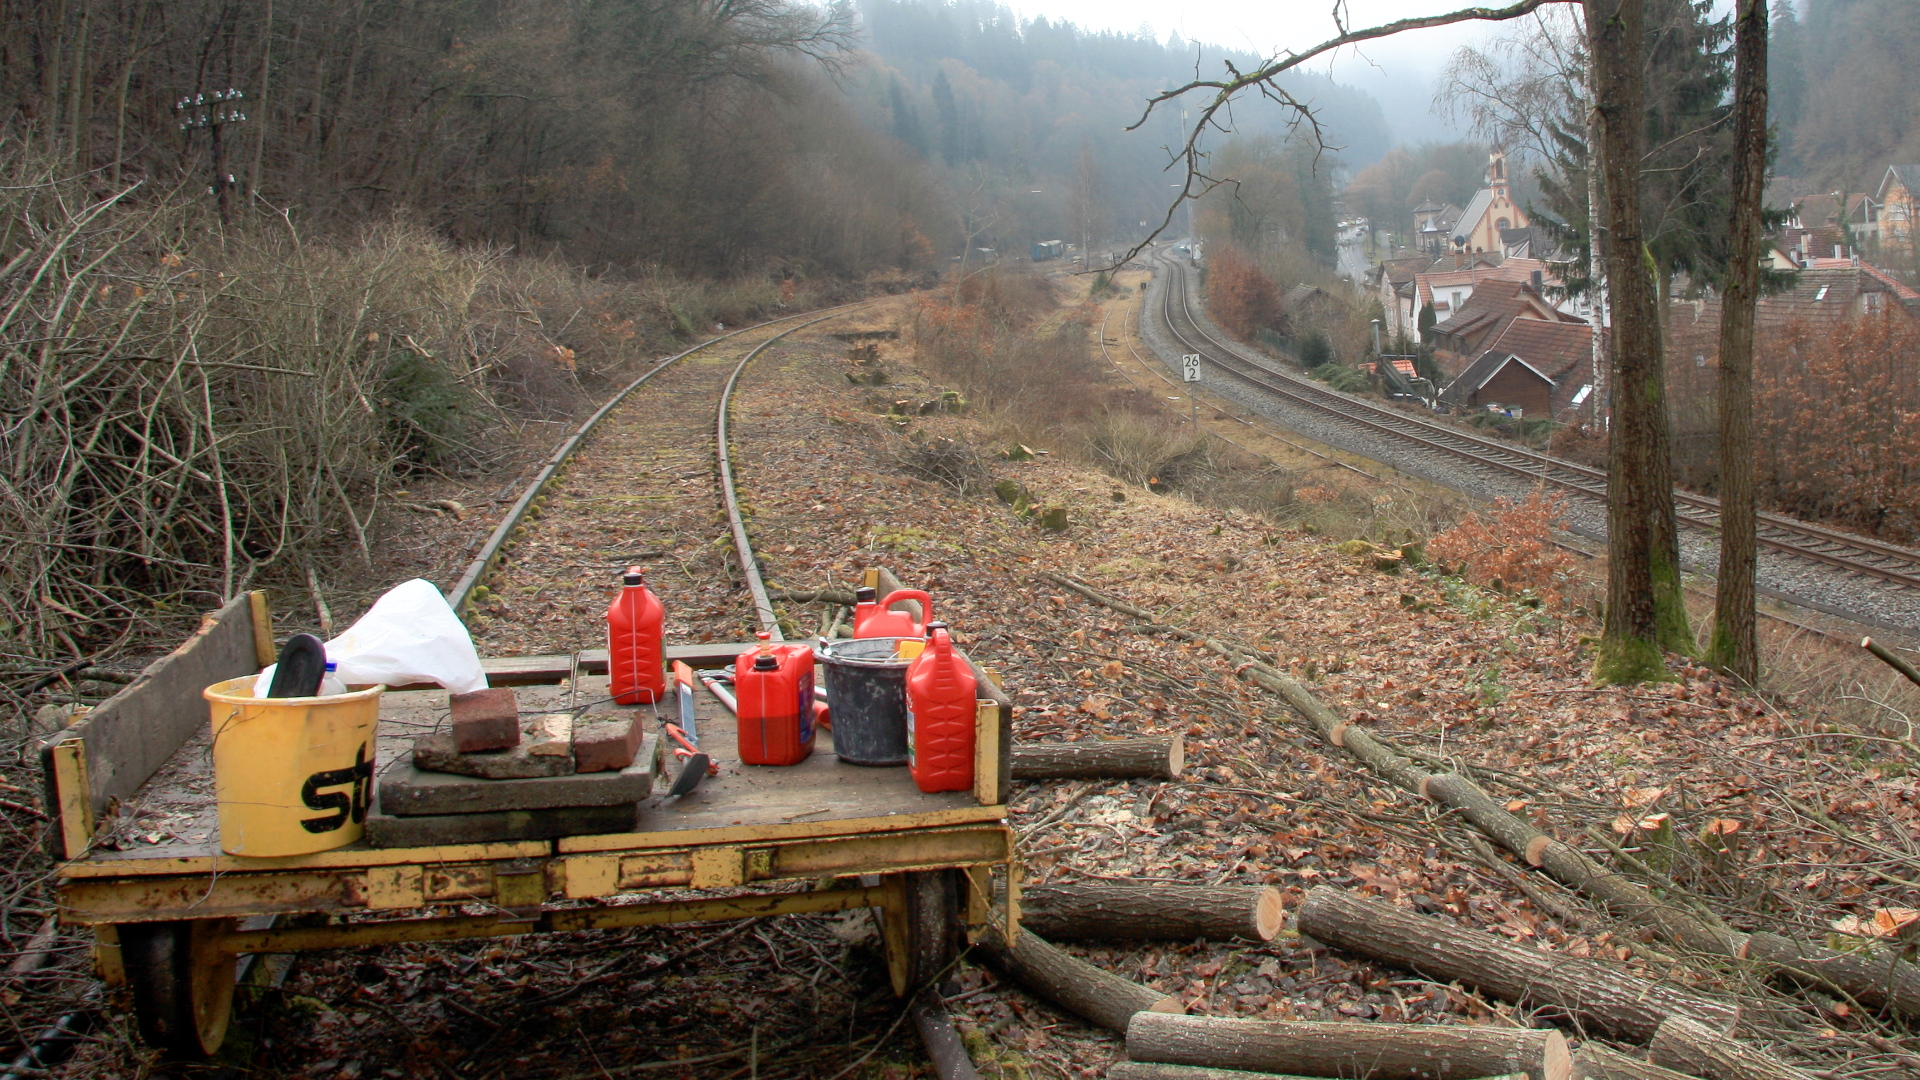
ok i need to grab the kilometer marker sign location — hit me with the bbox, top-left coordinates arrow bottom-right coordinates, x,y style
1181,354 -> 1201,382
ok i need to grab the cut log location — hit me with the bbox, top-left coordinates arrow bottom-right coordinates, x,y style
1739,931 -> 1920,1019
1294,886 -> 1737,1043
1647,1016 -> 1815,1080
1574,1044 -> 1701,1080
1015,883 -> 1282,942
1011,737 -> 1183,780
1125,1013 -> 1571,1080
1110,1067 -> 1528,1080
976,926 -> 1183,1033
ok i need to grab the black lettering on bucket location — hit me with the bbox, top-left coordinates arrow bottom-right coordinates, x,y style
300,743 -> 374,833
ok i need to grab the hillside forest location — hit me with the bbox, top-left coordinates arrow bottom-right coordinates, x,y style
9,0 -> 1920,659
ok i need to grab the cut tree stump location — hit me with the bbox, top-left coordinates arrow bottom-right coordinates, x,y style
1014,883 -> 1282,943
1110,1067 -> 1529,1080
1010,736 -> 1182,780
1647,1016 -> 1815,1080
1124,1013 -> 1572,1080
1574,1044 -> 1701,1080
1294,886 -> 1738,1043
976,926 -> 1183,1033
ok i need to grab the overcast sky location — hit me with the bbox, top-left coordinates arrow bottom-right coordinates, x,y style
1009,0 -> 1522,145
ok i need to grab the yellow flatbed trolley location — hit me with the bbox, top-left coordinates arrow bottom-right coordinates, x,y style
40,593 -> 1017,1056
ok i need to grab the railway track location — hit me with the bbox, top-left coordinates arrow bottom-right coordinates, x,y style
1149,251 -> 1920,598
449,301 -> 875,650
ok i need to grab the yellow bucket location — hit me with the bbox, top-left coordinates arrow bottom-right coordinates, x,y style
204,676 -> 382,857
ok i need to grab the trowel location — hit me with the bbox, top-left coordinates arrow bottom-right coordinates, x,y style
664,661 -> 711,797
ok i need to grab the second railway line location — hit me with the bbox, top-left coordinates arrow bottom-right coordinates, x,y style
1137,248 -> 1920,636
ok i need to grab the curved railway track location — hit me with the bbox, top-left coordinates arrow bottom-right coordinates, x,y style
448,301 -> 874,638
1149,251 -> 1920,597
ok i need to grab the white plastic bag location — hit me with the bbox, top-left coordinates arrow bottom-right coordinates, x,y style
258,579 -> 486,695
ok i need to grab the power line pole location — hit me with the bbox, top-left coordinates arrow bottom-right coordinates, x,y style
175,87 -> 248,223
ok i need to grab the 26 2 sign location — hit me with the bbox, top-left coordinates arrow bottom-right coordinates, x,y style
1181,355 -> 1201,382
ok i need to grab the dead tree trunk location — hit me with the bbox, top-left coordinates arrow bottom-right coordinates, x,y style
1647,1016 -> 1815,1080
1013,883 -> 1282,942
1009,736 -> 1183,780
1295,886 -> 1737,1043
1125,1013 -> 1572,1080
976,926 -> 1183,1033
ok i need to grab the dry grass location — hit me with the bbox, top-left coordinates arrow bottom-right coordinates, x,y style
0,142 -> 858,673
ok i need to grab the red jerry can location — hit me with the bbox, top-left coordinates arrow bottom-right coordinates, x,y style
905,622 -> 976,793
607,567 -> 665,705
734,632 -> 816,766
853,586 -> 934,639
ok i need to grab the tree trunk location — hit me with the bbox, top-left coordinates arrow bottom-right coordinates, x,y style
1010,737 -> 1183,780
1707,0 -> 1769,685
1586,0 -> 1687,683
1739,932 -> 1920,1018
1294,886 -> 1737,1043
1575,1044 -> 1699,1080
1585,21 -> 1608,435
1124,1013 -> 1571,1080
1112,1067 -> 1529,1080
1647,1016 -> 1815,1080
1012,883 -> 1281,942
975,926 -> 1183,1034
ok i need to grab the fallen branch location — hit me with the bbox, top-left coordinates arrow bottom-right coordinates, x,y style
1124,1012 -> 1572,1080
1295,886 -> 1737,1043
1647,1016 -> 1815,1080
975,926 -> 1183,1033
911,992 -> 980,1080
1040,571 -> 1920,1022
1862,637 -> 1920,690
1110,1067 -> 1528,1080
1010,736 -> 1183,780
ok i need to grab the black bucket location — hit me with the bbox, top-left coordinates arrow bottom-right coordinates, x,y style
817,637 -> 912,766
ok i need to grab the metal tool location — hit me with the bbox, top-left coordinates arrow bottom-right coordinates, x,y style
664,662 -> 713,797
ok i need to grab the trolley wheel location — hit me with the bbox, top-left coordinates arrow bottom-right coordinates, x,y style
881,870 -> 963,996
119,919 -> 236,1057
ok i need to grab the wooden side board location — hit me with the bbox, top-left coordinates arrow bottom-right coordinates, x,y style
41,593 -> 266,857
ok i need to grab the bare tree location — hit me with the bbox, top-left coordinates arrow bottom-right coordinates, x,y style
1707,0 -> 1769,684
1587,0 -> 1690,683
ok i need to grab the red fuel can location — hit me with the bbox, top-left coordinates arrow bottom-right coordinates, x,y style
734,632 -> 816,766
853,586 -> 934,639
905,622 -> 977,793
607,566 -> 665,705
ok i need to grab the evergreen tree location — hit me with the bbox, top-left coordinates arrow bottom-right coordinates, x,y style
931,69 -> 965,163
1768,1 -> 1805,145
888,78 -> 928,157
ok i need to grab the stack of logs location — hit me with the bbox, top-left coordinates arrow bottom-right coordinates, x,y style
966,882 -> 1815,1080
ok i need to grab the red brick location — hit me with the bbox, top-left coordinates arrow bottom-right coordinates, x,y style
449,687 -> 520,752
573,718 -> 643,773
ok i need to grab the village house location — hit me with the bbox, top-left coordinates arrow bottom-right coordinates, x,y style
1438,316 -> 1600,420
1412,201 -> 1462,255
1426,276 -> 1589,375
1875,164 -> 1920,256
